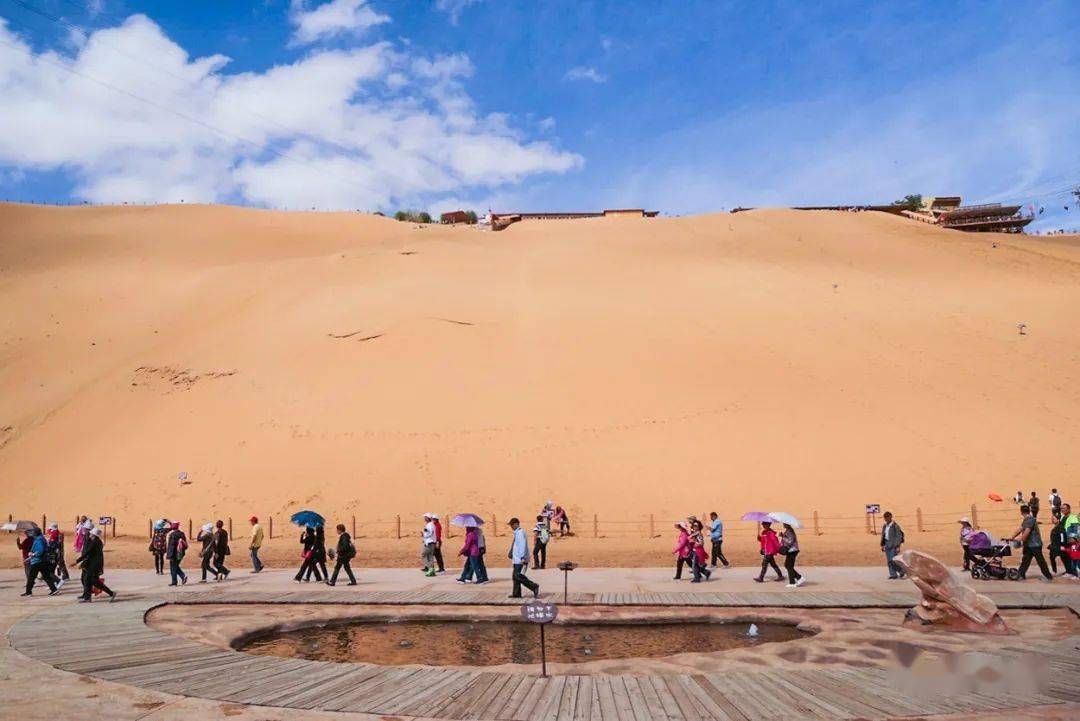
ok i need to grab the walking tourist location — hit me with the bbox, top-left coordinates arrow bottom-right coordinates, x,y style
165,521 -> 188,586
197,523 -> 218,582
212,520 -> 231,581
432,514 -> 445,573
73,516 -> 91,554
1029,491 -> 1041,518
672,522 -> 691,580
688,520 -> 711,583
248,516 -> 264,573
540,501 -> 555,532
780,522 -> 804,587
754,520 -> 785,583
149,520 -> 167,575
532,515 -> 549,569
457,525 -> 482,583
294,526 -> 319,583
474,524 -> 489,583
554,505 -> 571,536
47,523 -> 69,587
16,529 -> 33,583
1009,504 -> 1053,582
1049,488 -> 1062,516
421,514 -> 438,577
881,511 -> 906,579
75,528 -> 115,602
327,523 -> 357,586
306,525 -> 328,581
1062,503 -> 1079,538
507,517 -> 539,598
958,517 -> 975,571
708,512 -> 730,567
1049,512 -> 1071,576
21,528 -> 59,597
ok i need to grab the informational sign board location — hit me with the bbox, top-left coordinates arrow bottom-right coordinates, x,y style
865,504 -> 881,514
98,516 -> 113,526
520,601 -> 558,624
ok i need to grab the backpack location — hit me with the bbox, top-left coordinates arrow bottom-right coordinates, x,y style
539,526 -> 551,544
346,541 -> 357,559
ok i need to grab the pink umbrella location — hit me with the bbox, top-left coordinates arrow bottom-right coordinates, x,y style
741,511 -> 773,522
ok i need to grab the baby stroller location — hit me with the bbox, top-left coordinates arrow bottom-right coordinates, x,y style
968,530 -> 1019,581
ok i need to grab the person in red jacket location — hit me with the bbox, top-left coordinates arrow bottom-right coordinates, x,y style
431,514 -> 445,573
672,522 -> 691,580
754,520 -> 785,583
16,531 -> 34,582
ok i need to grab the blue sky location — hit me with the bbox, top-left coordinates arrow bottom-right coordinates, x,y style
1,0 -> 1078,230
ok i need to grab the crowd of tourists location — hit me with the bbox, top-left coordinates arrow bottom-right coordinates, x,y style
17,490 -> 1080,601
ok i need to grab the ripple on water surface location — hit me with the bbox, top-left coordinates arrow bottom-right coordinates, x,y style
240,620 -> 808,666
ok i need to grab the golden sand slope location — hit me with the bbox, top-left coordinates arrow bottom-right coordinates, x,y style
1,203 -> 1078,527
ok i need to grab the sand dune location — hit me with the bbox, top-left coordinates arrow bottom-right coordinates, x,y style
1,203 -> 1078,527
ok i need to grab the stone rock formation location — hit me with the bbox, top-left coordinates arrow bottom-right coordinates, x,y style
896,550 -> 1010,634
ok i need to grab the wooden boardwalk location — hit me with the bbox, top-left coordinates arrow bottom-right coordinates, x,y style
150,586 -> 1080,611
8,593 -> 1080,720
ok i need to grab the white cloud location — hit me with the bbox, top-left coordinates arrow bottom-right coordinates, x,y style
0,15 -> 582,209
538,116 -> 556,133
289,0 -> 389,46
434,0 -> 481,26
564,66 -> 607,83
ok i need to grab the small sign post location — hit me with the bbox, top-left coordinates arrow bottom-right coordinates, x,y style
98,516 -> 113,526
520,601 -> 558,677
865,504 -> 881,534
556,561 -> 577,603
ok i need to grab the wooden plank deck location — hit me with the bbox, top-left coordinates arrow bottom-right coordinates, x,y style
6,593 -> 1078,720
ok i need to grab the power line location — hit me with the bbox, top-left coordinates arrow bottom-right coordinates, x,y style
0,33 -> 383,197
2,0 -> 372,163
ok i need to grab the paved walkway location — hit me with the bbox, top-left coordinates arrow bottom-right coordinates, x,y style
3,568 -> 1080,720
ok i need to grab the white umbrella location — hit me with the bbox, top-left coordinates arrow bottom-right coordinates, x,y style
767,511 -> 802,529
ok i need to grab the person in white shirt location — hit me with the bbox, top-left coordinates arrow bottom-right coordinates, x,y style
507,518 -> 539,598
420,514 -> 437,577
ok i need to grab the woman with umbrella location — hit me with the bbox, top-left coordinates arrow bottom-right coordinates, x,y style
452,514 -> 488,584
290,510 -> 326,583
754,519 -> 785,584
778,520 -> 803,588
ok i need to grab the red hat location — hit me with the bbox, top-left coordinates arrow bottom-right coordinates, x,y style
249,515 -> 258,523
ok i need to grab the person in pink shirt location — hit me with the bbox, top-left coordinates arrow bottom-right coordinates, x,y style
754,520 -> 785,583
672,522 -> 691,580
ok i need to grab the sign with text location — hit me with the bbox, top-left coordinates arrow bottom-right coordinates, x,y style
98,516 -> 113,526
520,601 -> 558,624
865,504 -> 881,515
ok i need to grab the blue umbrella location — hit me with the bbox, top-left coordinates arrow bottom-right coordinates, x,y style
290,510 -> 325,527
450,513 -> 485,528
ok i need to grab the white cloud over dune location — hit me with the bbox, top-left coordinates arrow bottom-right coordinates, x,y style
289,0 -> 389,46
0,14 -> 581,209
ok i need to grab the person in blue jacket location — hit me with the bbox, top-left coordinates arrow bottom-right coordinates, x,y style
21,528 -> 59,597
709,512 -> 730,568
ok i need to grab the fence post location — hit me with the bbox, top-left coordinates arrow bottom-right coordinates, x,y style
813,510 -> 821,536
492,515 -> 498,537
445,512 -> 451,538
649,514 -> 654,538
970,504 -> 979,528
352,515 -> 356,538
593,514 -> 598,539
113,518 -> 117,538
395,515 -> 401,539
42,513 -> 46,529
269,516 -> 273,539
148,518 -> 152,539
916,508 -> 924,533
188,519 -> 192,538
228,517 -> 233,539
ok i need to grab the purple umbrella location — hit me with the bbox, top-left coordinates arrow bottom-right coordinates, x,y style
740,511 -> 774,522
450,513 -> 485,528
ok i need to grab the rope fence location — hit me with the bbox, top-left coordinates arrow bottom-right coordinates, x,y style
3,503 -> 1054,541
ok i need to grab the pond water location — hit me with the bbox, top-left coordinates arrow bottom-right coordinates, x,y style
240,619 -> 808,666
